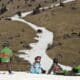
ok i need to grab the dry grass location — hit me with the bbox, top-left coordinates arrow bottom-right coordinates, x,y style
0,20 -> 36,71
25,0 -> 80,67
0,0 -> 80,71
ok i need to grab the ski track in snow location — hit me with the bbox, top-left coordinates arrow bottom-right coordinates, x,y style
1,0 -> 80,80
10,11 -> 54,73
10,0 -> 75,72
10,14 -> 54,72
11,15 -> 72,72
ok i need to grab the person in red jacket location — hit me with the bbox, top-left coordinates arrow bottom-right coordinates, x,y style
48,58 -> 62,74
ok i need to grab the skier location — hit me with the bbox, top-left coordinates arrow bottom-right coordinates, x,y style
0,43 -> 13,74
48,58 -> 63,75
72,65 -> 80,74
30,56 -> 42,74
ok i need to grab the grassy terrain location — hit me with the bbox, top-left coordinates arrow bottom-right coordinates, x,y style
0,0 -> 53,71
0,0 -> 53,17
0,19 -> 36,70
0,0 -> 80,71
25,0 -> 80,67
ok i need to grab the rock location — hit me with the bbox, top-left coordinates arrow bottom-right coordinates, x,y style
28,4 -> 32,7
2,41 -> 10,47
44,0 -> 48,3
15,33 -> 21,38
78,32 -> 80,37
16,11 -> 22,17
47,44 -> 53,50
0,34 -> 1,36
71,32 -> 78,38
0,4 -> 7,15
37,29 -> 42,33
32,4 -> 41,15
72,60 -> 76,65
63,34 -> 71,39
8,36 -> 13,40
23,44 -> 31,49
5,17 -> 11,21
71,7 -> 77,10
57,53 -> 63,58
60,2 -> 65,7
41,8 -> 45,11
0,18 -> 1,20
20,41 -> 25,44
58,42 -> 62,46
17,5 -> 20,9
21,29 -> 25,32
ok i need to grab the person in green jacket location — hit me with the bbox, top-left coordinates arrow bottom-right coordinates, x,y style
0,43 -> 13,74
72,65 -> 80,74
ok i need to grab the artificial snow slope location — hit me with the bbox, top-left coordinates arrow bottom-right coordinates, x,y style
10,12 -> 71,73
0,72 -> 80,80
1,0 -> 80,80
10,14 -> 54,73
10,0 -> 75,73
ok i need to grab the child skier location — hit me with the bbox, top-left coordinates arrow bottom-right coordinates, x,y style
30,56 -> 42,74
48,58 -> 63,75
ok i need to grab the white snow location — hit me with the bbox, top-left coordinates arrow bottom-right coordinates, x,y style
10,0 -> 75,73
54,0 -> 75,6
0,72 -> 80,80
10,8 -> 72,73
11,15 -> 54,72
1,0 -> 80,80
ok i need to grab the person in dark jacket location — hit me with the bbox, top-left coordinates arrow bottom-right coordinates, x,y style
48,58 -> 62,75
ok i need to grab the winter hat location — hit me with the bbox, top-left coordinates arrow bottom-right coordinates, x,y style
35,56 -> 41,61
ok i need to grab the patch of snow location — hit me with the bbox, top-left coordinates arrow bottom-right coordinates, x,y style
10,12 -> 72,73
18,0 -> 75,18
21,11 -> 33,17
10,0 -> 75,73
55,0 -> 75,6
0,72 -> 80,80
11,13 -> 71,72
1,0 -> 79,80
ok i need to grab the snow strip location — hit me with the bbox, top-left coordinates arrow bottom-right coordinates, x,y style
19,0 -> 75,17
55,0 -> 75,6
1,0 -> 80,80
11,15 -> 54,72
9,0 -> 76,73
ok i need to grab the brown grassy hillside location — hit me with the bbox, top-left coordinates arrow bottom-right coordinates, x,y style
25,0 -> 80,67
0,0 -> 80,71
